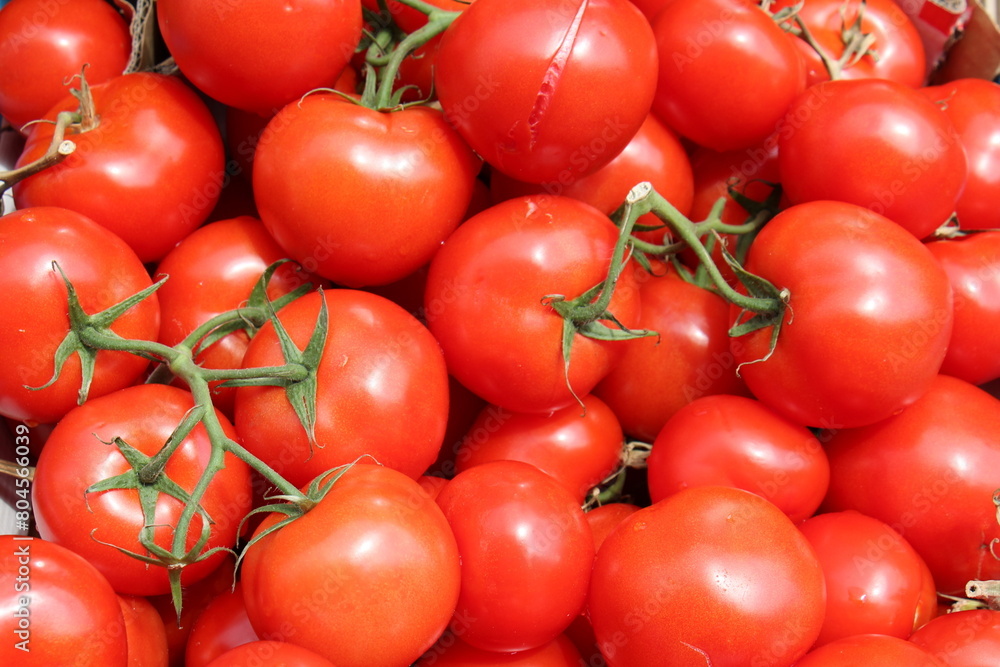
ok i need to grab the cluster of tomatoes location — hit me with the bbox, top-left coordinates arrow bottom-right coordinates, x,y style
1,0 -> 1000,665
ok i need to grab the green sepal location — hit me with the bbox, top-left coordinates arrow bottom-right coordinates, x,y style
719,239 -> 789,367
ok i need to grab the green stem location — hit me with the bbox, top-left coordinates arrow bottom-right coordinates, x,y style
0,110 -> 80,208
199,364 -> 310,383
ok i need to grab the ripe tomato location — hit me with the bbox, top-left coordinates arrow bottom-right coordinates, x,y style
184,583 -> 258,667
454,394 -> 624,504
416,634 -> 584,666
119,594 -> 170,667
31,384 -> 253,596
822,374 -> 1000,595
0,0 -> 130,130
425,195 -> 643,414
651,0 -> 805,151
14,72 -> 226,262
241,465 -> 460,667
588,486 -> 826,666
157,0 -> 361,115
778,78 -> 967,240
435,460 -> 595,652
0,206 -> 159,425
435,0 -> 658,184
909,609 -> 1000,666
646,394 -> 829,523
586,502 -> 641,551
204,641 -> 335,667
0,535 -> 128,666
234,289 -> 449,487
793,634 -> 944,666
731,200 -> 953,429
253,94 -> 480,287
798,510 -> 937,646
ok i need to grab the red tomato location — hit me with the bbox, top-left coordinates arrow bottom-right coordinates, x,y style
822,374 -> 1000,595
593,265 -> 749,442
588,486 -> 826,666
416,634 -> 584,666
793,634 -> 944,666
14,73 -> 226,262
687,136 -> 782,226
646,394 -> 829,523
253,94 -> 480,287
921,78 -> 1000,230
586,502 -> 641,552
0,206 -> 159,425
909,609 -> 1000,666
798,510 -> 937,646
731,200 -> 953,429
204,641 -> 335,667
0,535 -> 128,666
31,384 -> 253,596
241,465 -> 460,667
0,0 -> 130,130
435,0 -> 658,184
925,232 -> 1000,386
185,584 -> 258,667
778,78 -> 967,240
435,460 -> 595,652
157,0 -> 361,115
651,0 -> 805,151
119,594 -> 170,667
154,216 -> 321,417
425,195 -> 643,414
454,394 -> 624,504
234,289 -> 449,487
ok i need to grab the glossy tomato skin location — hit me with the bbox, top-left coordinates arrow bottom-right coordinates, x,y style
793,634 -> 944,666
909,609 -> 1000,666
925,232 -> 1000,386
454,394 -> 624,503
241,465 -> 460,667
416,634 -> 584,666
14,73 -> 226,263
778,78 -> 967,240
921,78 -> 1000,231
588,486 -> 826,666
435,460 -> 595,652
234,290 -> 449,487
425,195 -> 643,414
157,0 -> 361,114
0,206 -> 159,424
732,200 -> 953,429
798,511 -> 937,646
184,583 -> 258,667
119,594 -> 170,667
0,536 -> 129,666
646,394 -> 829,524
435,0 -> 658,184
651,0 -> 806,151
0,0 -> 130,130
31,384 -> 253,596
204,641 -> 336,667
822,375 -> 1000,595
253,94 -> 480,287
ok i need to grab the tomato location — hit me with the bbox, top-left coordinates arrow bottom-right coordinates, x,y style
822,374 -> 1000,595
593,265 -> 749,442
771,0 -> 926,88
253,93 -> 480,287
797,510 -> 937,646
157,0 -> 361,115
154,216 -> 321,417
241,464 -> 460,667
185,583 -> 258,667
778,78 -> 967,240
921,78 -> 1000,231
646,394 -> 829,523
435,460 -> 595,652
416,634 -> 584,666
586,502 -> 641,551
31,384 -> 253,596
909,609 -> 1000,666
731,200 -> 953,429
119,594 -> 170,667
425,195 -> 643,414
925,232 -> 1000,386
687,136 -> 782,226
454,394 -> 624,503
204,641 -> 336,667
234,289 -> 450,487
0,535 -> 128,666
651,0 -> 805,151
435,0 -> 658,184
793,634 -> 944,666
0,206 -> 159,425
588,486 -> 826,666
0,0 -> 130,130
14,72 -> 226,263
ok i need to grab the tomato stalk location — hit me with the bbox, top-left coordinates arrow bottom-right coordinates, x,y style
0,110 -> 78,213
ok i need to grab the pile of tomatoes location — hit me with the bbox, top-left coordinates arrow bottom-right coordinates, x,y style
1,0 -> 1000,665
